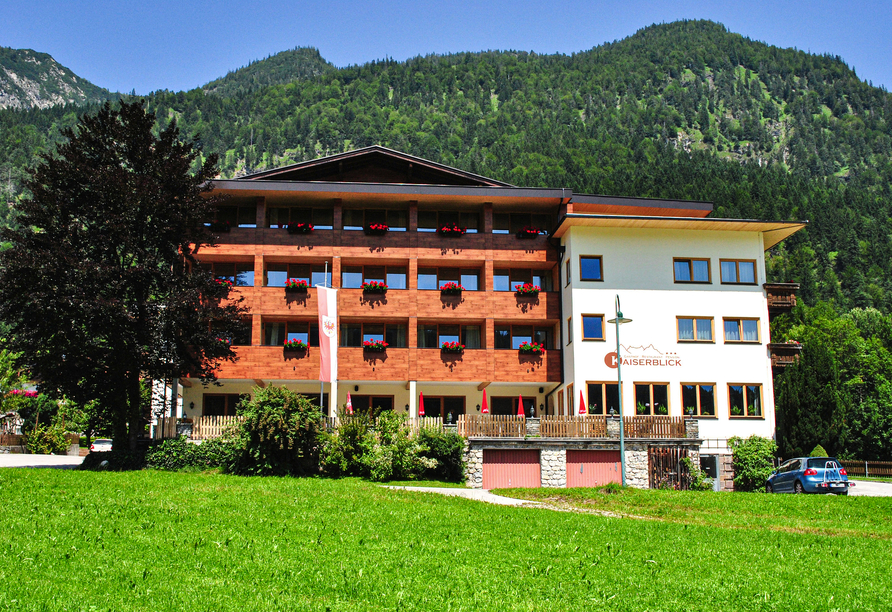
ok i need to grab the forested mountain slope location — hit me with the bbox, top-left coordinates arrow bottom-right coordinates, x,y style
0,47 -> 114,110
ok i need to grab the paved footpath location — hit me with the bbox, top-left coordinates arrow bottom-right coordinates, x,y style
848,480 -> 892,497
385,486 -> 543,506
0,454 -> 85,469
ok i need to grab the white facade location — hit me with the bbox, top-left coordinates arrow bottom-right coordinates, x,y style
559,224 -> 777,450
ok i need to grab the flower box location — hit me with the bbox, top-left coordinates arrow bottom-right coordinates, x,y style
286,222 -> 314,235
214,278 -> 234,290
440,341 -> 465,353
285,279 -> 309,292
518,341 -> 545,354
363,339 -> 388,352
361,281 -> 388,294
208,220 -> 231,233
516,226 -> 543,239
437,223 -> 466,237
215,337 -> 232,348
364,223 -> 389,236
283,339 -> 308,352
514,283 -> 541,296
440,282 -> 464,296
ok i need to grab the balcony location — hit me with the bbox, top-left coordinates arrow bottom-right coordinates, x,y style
768,342 -> 803,368
211,345 -> 321,380
764,283 -> 799,315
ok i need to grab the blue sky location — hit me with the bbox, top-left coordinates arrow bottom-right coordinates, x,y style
2,0 -> 890,94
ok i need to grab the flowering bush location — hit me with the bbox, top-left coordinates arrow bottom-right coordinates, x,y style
364,223 -> 389,235
361,281 -> 388,293
8,389 -> 38,399
518,341 -> 545,354
514,283 -> 541,295
286,222 -> 314,234
363,339 -> 388,351
283,339 -> 308,351
440,341 -> 465,353
440,282 -> 464,295
516,225 -> 543,239
285,278 -> 309,292
437,223 -> 466,236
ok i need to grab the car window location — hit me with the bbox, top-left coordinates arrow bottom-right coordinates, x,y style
807,458 -> 839,469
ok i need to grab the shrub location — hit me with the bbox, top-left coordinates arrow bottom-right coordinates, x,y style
364,411 -> 436,481
145,437 -> 235,471
229,385 -> 322,476
22,423 -> 69,455
681,456 -> 714,491
80,447 -> 147,471
8,392 -> 58,431
318,413 -> 375,477
809,444 -> 829,457
728,435 -> 777,492
418,427 -> 465,482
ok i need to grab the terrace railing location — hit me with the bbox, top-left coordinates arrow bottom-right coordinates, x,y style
623,416 -> 686,439
323,416 -> 443,435
458,414 -> 525,438
192,415 -> 243,440
539,416 -> 608,438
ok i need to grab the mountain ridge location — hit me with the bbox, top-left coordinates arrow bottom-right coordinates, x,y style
0,47 -> 114,110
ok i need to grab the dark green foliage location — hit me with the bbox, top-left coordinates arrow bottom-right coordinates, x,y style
680,456 -> 714,491
318,413 -> 375,477
728,435 -> 778,492
144,436 -> 234,471
417,427 -> 465,482
80,446 -> 147,471
362,411 -> 436,481
0,100 -> 248,450
810,444 -> 829,457
22,423 -> 69,454
202,47 -> 333,98
229,385 -> 322,476
7,392 -> 58,431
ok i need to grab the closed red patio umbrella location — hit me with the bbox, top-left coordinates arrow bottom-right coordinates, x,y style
481,389 -> 489,414
418,392 -> 425,417
517,394 -> 525,417
579,390 -> 587,415
346,392 -> 353,415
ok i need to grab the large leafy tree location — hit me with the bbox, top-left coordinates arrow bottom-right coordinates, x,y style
0,100 -> 248,449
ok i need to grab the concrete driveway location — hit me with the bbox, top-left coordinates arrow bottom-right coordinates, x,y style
848,480 -> 892,497
0,454 -> 85,469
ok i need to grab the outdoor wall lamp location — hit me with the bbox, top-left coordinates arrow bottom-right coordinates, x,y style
189,402 -> 194,411
354,385 -> 359,392
405,404 -> 409,411
476,404 -> 481,412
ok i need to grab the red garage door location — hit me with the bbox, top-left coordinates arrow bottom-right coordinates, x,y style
482,449 -> 541,489
566,450 -> 621,488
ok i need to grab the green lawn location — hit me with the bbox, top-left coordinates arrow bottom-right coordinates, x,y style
0,470 -> 889,611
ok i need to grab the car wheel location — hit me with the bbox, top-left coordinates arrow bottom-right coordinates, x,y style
794,481 -> 804,494
766,483 -> 773,494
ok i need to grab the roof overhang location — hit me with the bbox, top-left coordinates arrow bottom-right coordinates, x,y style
553,213 -> 806,250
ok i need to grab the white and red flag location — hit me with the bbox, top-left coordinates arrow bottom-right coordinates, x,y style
317,285 -> 338,383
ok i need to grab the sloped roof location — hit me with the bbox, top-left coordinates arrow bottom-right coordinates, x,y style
240,145 -> 512,187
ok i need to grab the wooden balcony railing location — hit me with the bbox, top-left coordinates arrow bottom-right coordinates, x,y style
539,416 -> 608,437
768,342 -> 803,368
458,414 -> 526,438
623,416 -> 686,438
764,283 -> 799,312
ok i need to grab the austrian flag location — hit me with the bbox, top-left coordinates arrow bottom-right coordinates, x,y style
317,285 -> 338,383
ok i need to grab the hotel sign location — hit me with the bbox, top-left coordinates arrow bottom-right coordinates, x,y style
605,344 -> 681,368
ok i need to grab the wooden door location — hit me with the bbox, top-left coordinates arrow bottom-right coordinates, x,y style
566,450 -> 621,487
482,449 -> 541,489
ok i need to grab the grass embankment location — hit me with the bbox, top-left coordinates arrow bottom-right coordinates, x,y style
497,485 -> 892,539
1,470 -> 890,611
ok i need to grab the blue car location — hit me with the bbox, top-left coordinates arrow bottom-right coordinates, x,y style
766,457 -> 853,495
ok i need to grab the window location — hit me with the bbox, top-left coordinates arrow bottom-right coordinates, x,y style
494,324 -> 552,349
681,384 -> 716,417
720,259 -> 757,284
587,382 -> 621,416
566,383 -> 574,415
673,258 -> 711,283
349,395 -> 394,416
209,203 -> 257,228
493,268 -> 553,292
581,315 -> 605,341
565,260 -> 571,286
579,256 -> 603,281
417,267 -> 480,291
490,396 -> 536,416
729,384 -> 762,418
265,262 -> 331,287
417,324 -> 482,348
263,321 -> 319,346
566,317 -> 573,344
634,383 -> 669,415
341,265 -> 407,289
267,206 -> 333,229
557,389 -> 564,416
492,212 -> 552,235
723,318 -> 760,343
198,262 -> 254,287
342,209 -> 407,231
421,396 -> 466,421
417,210 -> 480,233
203,394 -> 244,416
340,323 -> 408,347
677,317 -> 714,342
212,318 -> 251,346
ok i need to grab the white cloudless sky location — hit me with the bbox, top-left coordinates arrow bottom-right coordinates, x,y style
2,0 -> 890,94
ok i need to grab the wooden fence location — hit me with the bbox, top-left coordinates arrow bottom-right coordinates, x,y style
153,417 -> 178,440
192,416 -> 243,440
540,416 -> 608,438
623,416 -> 686,439
458,415 -> 526,438
839,460 -> 892,478
323,416 -> 443,435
